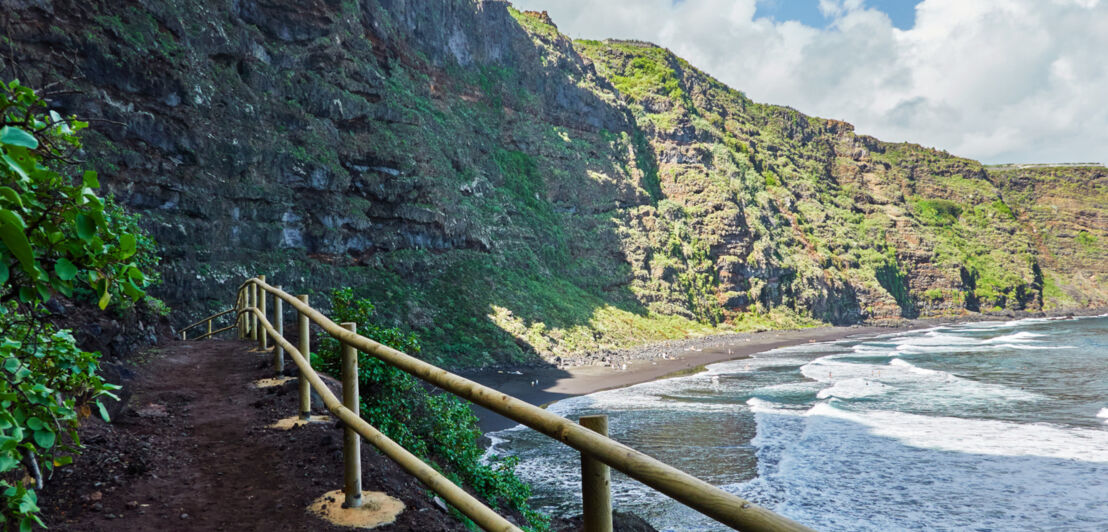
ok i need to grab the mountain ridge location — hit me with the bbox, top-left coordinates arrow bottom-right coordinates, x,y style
2,0 -> 1104,367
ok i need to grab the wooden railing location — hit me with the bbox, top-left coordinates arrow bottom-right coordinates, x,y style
179,308 -> 237,340
189,275 -> 816,532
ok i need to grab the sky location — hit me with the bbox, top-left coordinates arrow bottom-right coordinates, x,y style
509,0 -> 1108,164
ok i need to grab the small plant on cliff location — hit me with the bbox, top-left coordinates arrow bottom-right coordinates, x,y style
313,288 -> 548,531
0,79 -> 157,529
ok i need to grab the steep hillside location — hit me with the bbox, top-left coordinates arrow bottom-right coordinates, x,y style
989,166 -> 1108,307
3,1 -> 1104,368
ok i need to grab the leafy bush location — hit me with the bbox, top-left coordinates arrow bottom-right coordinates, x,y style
1,79 -> 157,529
913,199 -> 964,226
312,288 -> 547,530
1075,230 -> 1097,250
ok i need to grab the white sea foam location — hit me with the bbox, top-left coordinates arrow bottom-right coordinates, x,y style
749,381 -> 823,405
815,378 -> 892,399
805,403 -> 1108,461
490,316 -> 1107,531
887,357 -> 944,376
747,396 -> 796,414
540,373 -> 746,417
992,342 -> 1075,350
983,331 -> 1045,343
734,403 -> 1108,531
707,355 -> 814,374
801,354 -> 1042,406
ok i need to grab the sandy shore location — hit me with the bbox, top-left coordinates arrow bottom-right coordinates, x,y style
470,325 -> 892,432
469,306 -> 1107,432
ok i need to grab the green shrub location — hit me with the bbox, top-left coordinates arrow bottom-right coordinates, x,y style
1,78 -> 158,529
913,198 -> 963,226
763,170 -> 779,187
312,288 -> 547,530
1075,230 -> 1097,250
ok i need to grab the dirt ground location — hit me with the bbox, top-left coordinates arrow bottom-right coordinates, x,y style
39,339 -> 469,531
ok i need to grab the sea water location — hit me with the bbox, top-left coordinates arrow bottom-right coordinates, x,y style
486,315 -> 1108,531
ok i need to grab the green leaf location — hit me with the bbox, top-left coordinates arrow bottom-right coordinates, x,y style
0,186 -> 23,208
122,278 -> 145,300
25,417 -> 43,431
96,400 -> 111,422
0,126 -> 37,149
0,210 -> 34,272
98,289 -> 111,310
52,276 -> 73,297
0,261 -> 8,285
18,285 -> 35,302
35,281 -> 51,302
0,455 -> 17,472
75,213 -> 96,241
127,266 -> 145,283
54,258 -> 77,280
49,110 -> 71,135
119,233 -> 137,259
2,152 -> 30,182
3,357 -> 19,373
82,170 -> 99,189
33,429 -> 55,449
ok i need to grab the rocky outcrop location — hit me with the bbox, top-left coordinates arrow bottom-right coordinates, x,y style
2,2 -> 1103,367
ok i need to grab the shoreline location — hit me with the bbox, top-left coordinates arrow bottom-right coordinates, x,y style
469,307 -> 1108,433
470,325 -> 890,433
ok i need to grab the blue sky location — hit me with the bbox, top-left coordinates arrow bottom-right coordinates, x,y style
753,0 -> 919,30
511,0 -> 1108,164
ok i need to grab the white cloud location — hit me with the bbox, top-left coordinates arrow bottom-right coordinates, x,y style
510,0 -> 1108,164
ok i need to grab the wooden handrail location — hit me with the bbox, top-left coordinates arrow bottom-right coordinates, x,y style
240,305 -> 520,532
193,324 -> 237,340
180,308 -> 236,333
239,277 -> 816,532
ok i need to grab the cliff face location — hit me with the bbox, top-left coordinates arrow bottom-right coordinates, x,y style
3,1 -> 1104,367
989,166 -> 1108,307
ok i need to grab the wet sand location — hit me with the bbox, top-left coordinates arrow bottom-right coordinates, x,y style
471,325 -> 890,432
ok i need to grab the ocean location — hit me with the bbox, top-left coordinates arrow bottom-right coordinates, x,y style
487,315 -> 1108,531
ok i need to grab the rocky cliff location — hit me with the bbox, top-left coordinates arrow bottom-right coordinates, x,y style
3,1 -> 1104,367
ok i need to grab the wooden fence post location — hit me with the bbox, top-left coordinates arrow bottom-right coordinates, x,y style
207,318 -> 213,339
250,281 -> 258,342
580,414 -> 613,532
273,286 -> 284,373
341,321 -> 363,508
298,294 -> 311,420
258,275 -> 268,350
241,289 -> 248,339
236,290 -> 243,339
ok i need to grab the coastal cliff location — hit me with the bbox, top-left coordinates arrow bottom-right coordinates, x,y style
3,1 -> 1104,367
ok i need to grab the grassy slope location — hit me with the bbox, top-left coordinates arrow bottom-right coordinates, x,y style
332,9 -> 815,368
572,37 -> 1105,327
314,14 -> 1106,367
43,4 -> 1105,369
988,166 -> 1108,309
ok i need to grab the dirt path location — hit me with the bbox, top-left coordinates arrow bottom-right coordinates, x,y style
41,340 -> 466,531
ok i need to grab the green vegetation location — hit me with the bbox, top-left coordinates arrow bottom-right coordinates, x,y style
0,80 -> 159,529
1076,230 -> 1097,250
913,199 -> 964,226
312,289 -> 547,531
